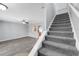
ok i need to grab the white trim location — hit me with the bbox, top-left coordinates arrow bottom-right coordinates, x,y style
46,14 -> 56,33
28,34 -> 36,38
67,4 -> 79,50
0,35 -> 29,42
28,31 -> 46,56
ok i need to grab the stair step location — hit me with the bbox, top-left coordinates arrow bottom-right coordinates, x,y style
38,48 -> 66,56
46,35 -> 75,46
51,25 -> 71,27
52,23 -> 71,25
43,41 -> 78,56
51,25 -> 71,28
49,27 -> 72,31
50,26 -> 71,29
55,13 -> 69,18
53,20 -> 70,23
55,17 -> 69,20
46,35 -> 74,40
53,22 -> 70,24
55,18 -> 69,20
48,31 -> 73,38
53,21 -> 70,24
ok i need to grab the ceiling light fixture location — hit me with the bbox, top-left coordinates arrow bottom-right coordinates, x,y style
22,19 -> 29,24
0,3 -> 8,11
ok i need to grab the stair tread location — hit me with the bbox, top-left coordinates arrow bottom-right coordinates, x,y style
39,48 -> 66,56
50,27 -> 71,29
53,22 -> 70,24
53,20 -> 70,22
52,23 -> 70,25
48,31 -> 73,33
50,26 -> 72,29
47,35 -> 74,40
52,23 -> 71,26
43,40 -> 77,51
38,13 -> 78,56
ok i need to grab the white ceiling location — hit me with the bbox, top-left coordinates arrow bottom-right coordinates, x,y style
0,3 -> 45,24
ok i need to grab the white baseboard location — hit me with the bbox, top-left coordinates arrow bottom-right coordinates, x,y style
28,34 -> 37,39
0,35 -> 29,42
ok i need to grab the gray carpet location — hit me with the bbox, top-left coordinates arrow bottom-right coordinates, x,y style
38,13 -> 79,56
0,37 -> 37,56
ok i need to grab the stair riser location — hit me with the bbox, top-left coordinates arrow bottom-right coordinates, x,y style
56,14 -> 69,17
53,21 -> 70,24
56,17 -> 69,19
51,24 -> 71,26
53,20 -> 70,23
45,36 -> 75,46
51,26 -> 72,29
55,14 -> 69,17
49,28 -> 72,31
52,23 -> 71,26
56,15 -> 69,19
51,25 -> 71,28
53,22 -> 70,24
38,52 -> 45,56
47,32 -> 73,38
43,43 -> 78,56
55,17 -> 69,20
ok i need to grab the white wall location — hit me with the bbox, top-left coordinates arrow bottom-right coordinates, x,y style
0,3 -> 46,38
28,3 -> 56,38
0,20 -> 28,42
54,3 -> 67,14
45,3 -> 56,30
0,3 -> 45,24
0,3 -> 56,39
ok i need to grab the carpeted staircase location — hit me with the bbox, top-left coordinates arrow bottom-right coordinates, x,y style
38,13 -> 79,56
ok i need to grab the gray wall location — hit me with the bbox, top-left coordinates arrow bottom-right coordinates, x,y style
0,21 -> 28,41
54,3 -> 67,14
46,3 -> 56,30
28,3 -> 56,38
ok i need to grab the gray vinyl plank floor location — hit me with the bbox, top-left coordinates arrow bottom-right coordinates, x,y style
0,37 -> 37,56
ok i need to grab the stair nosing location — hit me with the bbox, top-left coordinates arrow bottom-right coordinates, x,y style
48,31 -> 73,34
39,48 -> 66,56
51,23 -> 71,26
46,35 -> 74,40
43,40 -> 77,51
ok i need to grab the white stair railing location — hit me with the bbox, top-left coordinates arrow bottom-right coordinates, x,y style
67,3 -> 79,51
28,31 -> 46,56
